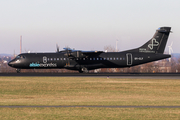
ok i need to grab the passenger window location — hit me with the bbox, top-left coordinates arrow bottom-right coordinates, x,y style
107,58 -> 109,60
116,58 -> 118,60
51,58 -> 53,61
64,58 -> 66,60
90,58 -> 92,60
104,58 -> 106,60
54,58 -> 56,60
93,58 -> 95,60
97,58 -> 99,60
110,58 -> 112,60
57,58 -> 59,60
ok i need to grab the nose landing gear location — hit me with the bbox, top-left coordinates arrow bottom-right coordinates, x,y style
16,69 -> 21,73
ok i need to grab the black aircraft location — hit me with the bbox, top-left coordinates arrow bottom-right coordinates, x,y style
8,27 -> 171,73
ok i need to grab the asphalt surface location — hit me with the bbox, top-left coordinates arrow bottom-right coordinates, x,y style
1,73 -> 180,77
0,105 -> 180,108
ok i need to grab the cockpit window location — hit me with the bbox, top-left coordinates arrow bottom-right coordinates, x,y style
16,55 -> 25,59
16,55 -> 21,59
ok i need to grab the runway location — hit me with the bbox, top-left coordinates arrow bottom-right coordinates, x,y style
1,73 -> 180,77
0,105 -> 180,108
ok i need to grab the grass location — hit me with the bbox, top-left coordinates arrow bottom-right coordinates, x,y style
0,108 -> 180,120
0,76 -> 180,119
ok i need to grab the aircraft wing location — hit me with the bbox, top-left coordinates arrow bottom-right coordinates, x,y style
82,51 -> 104,54
62,47 -> 104,58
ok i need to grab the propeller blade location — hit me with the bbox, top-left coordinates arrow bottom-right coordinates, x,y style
56,43 -> 59,52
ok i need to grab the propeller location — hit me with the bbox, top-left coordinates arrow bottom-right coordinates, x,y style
56,43 -> 59,52
168,42 -> 173,62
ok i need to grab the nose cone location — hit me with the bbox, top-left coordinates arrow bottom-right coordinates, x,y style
8,61 -> 13,67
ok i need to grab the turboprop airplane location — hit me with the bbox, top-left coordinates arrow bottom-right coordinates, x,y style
8,27 -> 171,73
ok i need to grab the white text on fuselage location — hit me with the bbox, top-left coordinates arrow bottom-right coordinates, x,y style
134,57 -> 143,60
29,63 -> 57,67
139,48 -> 155,53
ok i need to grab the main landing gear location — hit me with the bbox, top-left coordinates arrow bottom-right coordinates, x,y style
79,67 -> 89,73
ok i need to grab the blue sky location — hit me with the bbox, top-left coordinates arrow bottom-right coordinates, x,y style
1,0 -> 180,54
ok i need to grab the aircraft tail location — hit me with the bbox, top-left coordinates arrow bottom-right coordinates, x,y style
128,27 -> 171,54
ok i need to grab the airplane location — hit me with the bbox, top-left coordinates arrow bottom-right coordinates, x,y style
8,27 -> 172,73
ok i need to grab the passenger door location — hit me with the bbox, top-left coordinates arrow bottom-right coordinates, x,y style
126,53 -> 132,66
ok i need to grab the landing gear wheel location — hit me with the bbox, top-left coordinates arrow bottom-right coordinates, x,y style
79,67 -> 89,73
16,69 -> 21,73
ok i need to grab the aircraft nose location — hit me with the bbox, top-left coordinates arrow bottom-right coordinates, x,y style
8,61 -> 13,67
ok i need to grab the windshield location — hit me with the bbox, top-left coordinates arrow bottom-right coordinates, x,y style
16,55 -> 25,59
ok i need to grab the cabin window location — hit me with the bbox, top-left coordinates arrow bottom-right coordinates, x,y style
54,58 -> 56,61
51,58 -> 53,61
83,58 -> 85,60
48,58 -> 49,61
90,58 -> 92,60
97,58 -> 99,60
93,58 -> 95,60
104,58 -> 106,60
114,58 -> 116,60
123,58 -> 125,60
60,58 -> 62,60
57,58 -> 59,60
116,58 -> 119,60
110,58 -> 112,60
120,58 -> 122,60
100,58 -> 102,60
107,58 -> 109,60
64,58 -> 66,60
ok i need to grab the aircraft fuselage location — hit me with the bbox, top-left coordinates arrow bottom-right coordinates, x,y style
8,52 -> 170,72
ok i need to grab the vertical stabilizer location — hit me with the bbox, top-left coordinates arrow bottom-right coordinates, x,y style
126,27 -> 172,54
139,27 -> 171,54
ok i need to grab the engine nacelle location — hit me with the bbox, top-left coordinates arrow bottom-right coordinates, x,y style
64,51 -> 86,58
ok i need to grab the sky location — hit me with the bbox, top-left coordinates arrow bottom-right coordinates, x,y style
1,0 -> 180,54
